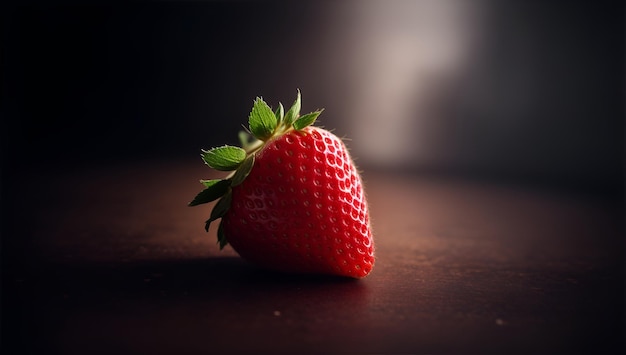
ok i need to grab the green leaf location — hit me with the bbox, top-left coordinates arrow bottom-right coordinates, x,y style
202,145 -> 246,171
189,179 -> 231,206
231,154 -> 255,186
217,220 -> 228,249
248,97 -> 277,140
293,109 -> 323,130
239,130 -> 252,149
284,89 -> 301,126
274,102 -> 284,126
200,179 -> 221,188
239,131 -> 262,154
204,190 -> 232,232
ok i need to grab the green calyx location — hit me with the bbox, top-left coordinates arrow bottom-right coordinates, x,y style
188,89 -> 324,249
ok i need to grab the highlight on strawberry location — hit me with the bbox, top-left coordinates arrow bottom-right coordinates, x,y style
189,90 -> 375,278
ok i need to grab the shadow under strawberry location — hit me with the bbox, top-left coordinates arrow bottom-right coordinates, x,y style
6,256 -> 363,302
4,256 -> 371,353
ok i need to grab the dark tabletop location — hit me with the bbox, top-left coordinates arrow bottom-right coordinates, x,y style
2,159 -> 624,354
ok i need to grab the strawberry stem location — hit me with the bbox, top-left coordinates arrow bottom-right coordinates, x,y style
191,89 -> 325,249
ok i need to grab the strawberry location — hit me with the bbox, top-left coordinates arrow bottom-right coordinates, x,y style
189,90 -> 374,278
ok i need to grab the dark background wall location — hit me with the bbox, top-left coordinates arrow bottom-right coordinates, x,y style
2,0 -> 623,195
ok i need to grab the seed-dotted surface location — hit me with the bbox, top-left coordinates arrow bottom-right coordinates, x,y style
223,126 -> 374,278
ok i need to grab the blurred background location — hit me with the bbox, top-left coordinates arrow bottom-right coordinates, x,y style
2,0 -> 623,195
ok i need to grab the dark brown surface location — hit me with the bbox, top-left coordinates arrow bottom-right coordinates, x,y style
2,159 -> 624,354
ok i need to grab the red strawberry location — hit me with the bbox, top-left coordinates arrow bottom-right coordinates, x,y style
189,90 -> 374,278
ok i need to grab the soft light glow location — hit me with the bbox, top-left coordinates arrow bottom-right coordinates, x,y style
328,0 -> 485,167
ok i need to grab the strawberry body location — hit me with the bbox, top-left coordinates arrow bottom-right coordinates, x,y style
222,126 -> 374,278
189,91 -> 375,278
